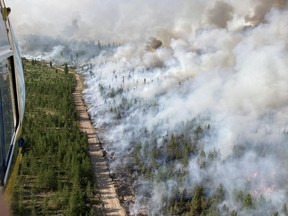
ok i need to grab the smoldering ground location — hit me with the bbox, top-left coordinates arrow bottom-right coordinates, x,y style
82,2 -> 288,215
10,0 -> 288,215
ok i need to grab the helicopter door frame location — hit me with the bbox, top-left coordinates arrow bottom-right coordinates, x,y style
0,41 -> 17,187
3,56 -> 18,186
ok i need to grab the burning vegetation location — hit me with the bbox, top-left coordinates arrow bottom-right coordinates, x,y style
12,0 -> 288,215
79,1 -> 288,215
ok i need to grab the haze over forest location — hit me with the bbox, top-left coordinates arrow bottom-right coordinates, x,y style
9,0 -> 288,215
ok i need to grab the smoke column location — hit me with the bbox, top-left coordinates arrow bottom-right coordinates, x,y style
10,0 -> 288,215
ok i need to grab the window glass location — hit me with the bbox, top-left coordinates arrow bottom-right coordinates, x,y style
0,91 -> 4,181
10,27 -> 25,120
0,14 -> 9,47
0,59 -> 14,161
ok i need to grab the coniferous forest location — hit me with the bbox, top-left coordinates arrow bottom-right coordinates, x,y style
8,1 -> 288,215
11,59 -> 99,215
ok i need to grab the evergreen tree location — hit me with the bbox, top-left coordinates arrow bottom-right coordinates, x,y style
64,63 -> 69,73
190,187 -> 204,215
97,40 -> 102,49
243,193 -> 253,209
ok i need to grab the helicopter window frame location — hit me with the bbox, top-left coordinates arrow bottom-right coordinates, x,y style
0,12 -> 15,184
0,88 -> 5,181
0,11 -> 9,48
0,57 -> 16,162
0,4 -> 23,186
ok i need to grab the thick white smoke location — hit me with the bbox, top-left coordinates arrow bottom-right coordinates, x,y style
80,1 -> 288,215
11,0 -> 288,215
9,0 -> 285,42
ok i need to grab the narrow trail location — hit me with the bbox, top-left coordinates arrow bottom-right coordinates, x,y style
73,72 -> 126,216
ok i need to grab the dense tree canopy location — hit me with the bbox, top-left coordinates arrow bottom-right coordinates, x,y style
11,59 -> 100,215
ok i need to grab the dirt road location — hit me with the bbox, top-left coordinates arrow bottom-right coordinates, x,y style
73,72 -> 126,216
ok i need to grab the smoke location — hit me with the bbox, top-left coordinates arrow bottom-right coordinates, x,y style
80,1 -> 288,214
10,0 -> 288,215
9,0 -> 184,42
207,1 -> 234,28
16,35 -> 116,65
10,0 -> 286,42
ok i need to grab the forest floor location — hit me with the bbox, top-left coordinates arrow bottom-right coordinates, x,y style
73,72 -> 126,216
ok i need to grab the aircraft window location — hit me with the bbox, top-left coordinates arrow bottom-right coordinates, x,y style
0,59 -> 14,162
11,28 -> 25,120
0,12 -> 9,47
0,92 -> 4,181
